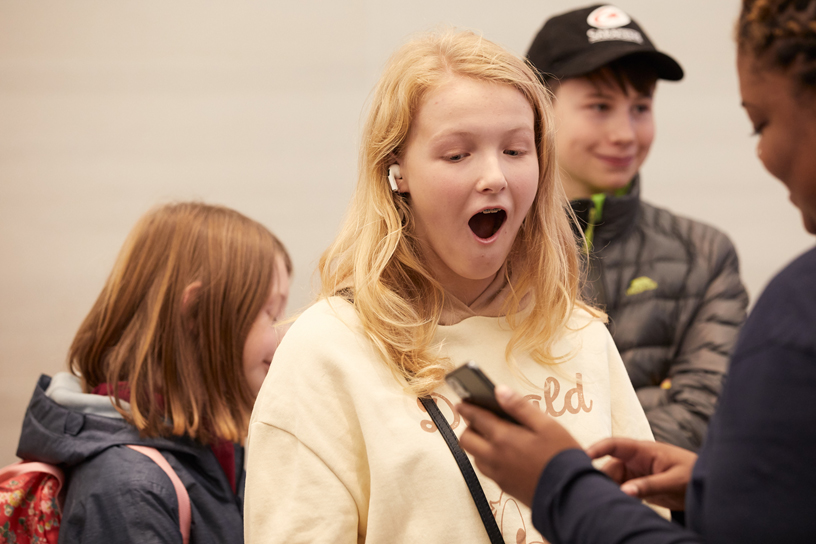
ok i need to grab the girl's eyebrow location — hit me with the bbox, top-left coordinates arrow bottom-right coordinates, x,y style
429,126 -> 534,143
429,129 -> 473,142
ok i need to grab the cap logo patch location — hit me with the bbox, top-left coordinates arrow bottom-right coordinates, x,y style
587,5 -> 631,29
587,27 -> 644,44
586,6 -> 642,44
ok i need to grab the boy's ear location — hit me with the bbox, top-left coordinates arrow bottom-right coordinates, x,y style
181,281 -> 202,328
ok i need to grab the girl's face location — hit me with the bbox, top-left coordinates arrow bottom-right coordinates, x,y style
242,255 -> 290,397
738,51 -> 816,235
553,76 -> 655,200
398,76 -> 539,304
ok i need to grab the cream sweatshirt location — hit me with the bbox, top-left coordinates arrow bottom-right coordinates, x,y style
244,296 -> 656,544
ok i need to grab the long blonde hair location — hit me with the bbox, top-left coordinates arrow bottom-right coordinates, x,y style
319,29 -> 595,396
70,202 -> 291,443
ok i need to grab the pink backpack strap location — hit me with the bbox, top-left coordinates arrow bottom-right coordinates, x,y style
0,460 -> 66,511
126,445 -> 191,544
0,460 -> 65,485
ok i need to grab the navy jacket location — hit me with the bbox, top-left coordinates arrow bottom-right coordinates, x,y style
15,374 -> 245,544
531,245 -> 816,543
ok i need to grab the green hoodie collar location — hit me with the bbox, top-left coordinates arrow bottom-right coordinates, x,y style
582,183 -> 632,252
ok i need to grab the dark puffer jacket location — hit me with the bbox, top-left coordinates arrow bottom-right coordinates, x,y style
571,177 -> 749,451
15,374 -> 245,544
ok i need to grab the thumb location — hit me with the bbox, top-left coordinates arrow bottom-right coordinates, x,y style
494,385 -> 540,428
619,471 -> 677,499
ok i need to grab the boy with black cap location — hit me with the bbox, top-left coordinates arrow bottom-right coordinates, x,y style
527,4 -> 748,451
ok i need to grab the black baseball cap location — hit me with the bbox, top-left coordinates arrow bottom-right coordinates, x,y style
527,4 -> 683,82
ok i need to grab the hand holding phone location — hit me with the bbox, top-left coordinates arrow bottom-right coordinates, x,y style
445,361 -> 519,424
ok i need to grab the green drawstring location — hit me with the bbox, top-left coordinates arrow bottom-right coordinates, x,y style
583,193 -> 607,253
582,183 -> 630,253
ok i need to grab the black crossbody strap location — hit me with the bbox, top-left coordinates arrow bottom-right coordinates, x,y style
419,396 -> 503,544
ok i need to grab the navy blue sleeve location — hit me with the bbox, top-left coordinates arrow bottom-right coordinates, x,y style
532,249 -> 816,544
683,247 -> 816,543
689,344 -> 816,542
531,449 -> 700,544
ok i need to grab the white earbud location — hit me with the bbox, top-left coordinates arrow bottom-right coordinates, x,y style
387,164 -> 401,192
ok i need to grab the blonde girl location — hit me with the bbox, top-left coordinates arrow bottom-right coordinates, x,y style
245,30 -> 654,544
15,202 -> 291,544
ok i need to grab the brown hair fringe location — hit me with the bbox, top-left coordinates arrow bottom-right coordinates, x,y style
69,202 -> 291,444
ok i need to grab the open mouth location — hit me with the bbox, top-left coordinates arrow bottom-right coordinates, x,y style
468,208 -> 507,239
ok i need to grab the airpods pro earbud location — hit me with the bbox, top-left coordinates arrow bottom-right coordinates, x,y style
387,164 -> 401,192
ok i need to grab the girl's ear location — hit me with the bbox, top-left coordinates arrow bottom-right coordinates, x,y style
387,156 -> 408,194
181,281 -> 202,329
387,164 -> 401,192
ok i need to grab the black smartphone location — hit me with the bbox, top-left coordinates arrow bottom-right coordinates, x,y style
445,361 -> 519,424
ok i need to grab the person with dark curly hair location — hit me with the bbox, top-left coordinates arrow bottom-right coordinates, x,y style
456,1 -> 816,542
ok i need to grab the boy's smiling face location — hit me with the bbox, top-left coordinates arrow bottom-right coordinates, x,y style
553,75 -> 656,200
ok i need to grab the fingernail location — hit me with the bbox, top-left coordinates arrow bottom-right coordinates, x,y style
621,483 -> 638,496
495,385 -> 513,402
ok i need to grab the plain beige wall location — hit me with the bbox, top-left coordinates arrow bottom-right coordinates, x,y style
1,0 -> 813,465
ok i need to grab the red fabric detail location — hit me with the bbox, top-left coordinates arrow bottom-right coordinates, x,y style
91,381 -> 165,409
92,381 -> 131,400
0,470 -> 62,543
210,439 -> 236,492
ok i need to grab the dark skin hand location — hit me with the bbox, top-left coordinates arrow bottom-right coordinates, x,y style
587,437 -> 697,511
457,385 -> 581,507
458,385 -> 697,511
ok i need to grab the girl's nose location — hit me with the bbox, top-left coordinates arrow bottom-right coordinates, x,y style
476,154 -> 509,193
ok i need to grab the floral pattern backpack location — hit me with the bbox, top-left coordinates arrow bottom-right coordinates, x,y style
0,446 -> 190,544
0,461 -> 62,544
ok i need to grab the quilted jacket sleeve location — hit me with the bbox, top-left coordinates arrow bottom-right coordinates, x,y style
644,230 -> 748,451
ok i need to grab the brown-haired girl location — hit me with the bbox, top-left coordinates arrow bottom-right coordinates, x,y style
14,202 -> 291,544
244,29 -> 657,543
457,1 -> 816,542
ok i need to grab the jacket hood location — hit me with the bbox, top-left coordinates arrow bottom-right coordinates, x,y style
16,373 -> 206,467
